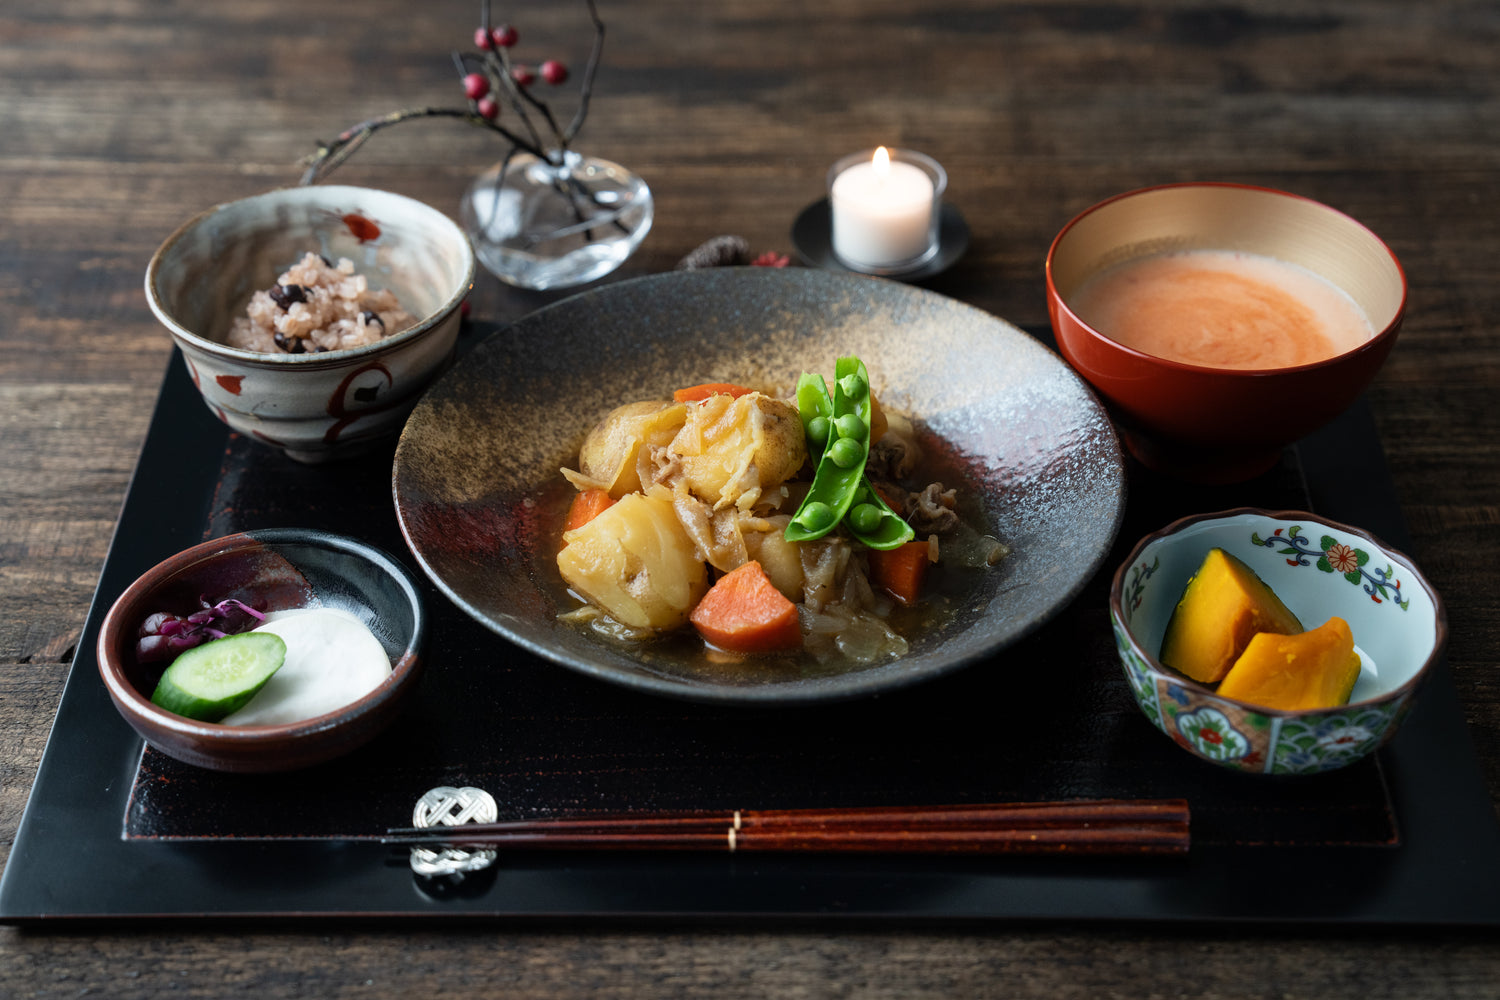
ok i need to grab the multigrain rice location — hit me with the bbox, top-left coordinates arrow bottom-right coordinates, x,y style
227,252 -> 417,354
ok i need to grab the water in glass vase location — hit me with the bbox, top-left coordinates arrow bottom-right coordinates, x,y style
460,151 -> 653,291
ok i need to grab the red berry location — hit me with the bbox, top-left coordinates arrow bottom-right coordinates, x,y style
491,24 -> 518,48
473,26 -> 492,50
511,65 -> 536,87
476,97 -> 500,120
462,72 -> 489,100
541,60 -> 569,85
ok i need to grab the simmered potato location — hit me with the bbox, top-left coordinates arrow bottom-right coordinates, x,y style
667,392 -> 806,511
575,400 -> 687,497
557,492 -> 707,630
741,514 -> 806,602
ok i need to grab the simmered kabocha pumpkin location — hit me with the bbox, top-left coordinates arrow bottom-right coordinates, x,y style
1159,548 -> 1303,683
1215,616 -> 1363,711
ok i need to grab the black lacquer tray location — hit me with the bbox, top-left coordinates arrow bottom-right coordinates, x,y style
4,326 -> 1500,925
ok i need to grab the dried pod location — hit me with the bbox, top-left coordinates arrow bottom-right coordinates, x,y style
676,235 -> 751,271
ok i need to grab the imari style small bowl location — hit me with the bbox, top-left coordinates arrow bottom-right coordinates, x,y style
146,185 -> 475,463
1109,508 -> 1446,775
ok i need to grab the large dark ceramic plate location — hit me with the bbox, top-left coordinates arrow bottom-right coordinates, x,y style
392,267 -> 1125,704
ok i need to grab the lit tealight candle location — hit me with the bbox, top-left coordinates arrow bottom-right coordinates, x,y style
828,147 -> 945,271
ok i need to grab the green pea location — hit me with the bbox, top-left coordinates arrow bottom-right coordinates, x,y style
796,500 -> 836,532
806,415 -> 830,445
838,372 -> 868,401
828,437 -> 865,469
834,413 -> 866,441
849,502 -> 882,534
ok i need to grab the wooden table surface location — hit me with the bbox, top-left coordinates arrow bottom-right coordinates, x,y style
3,0 -> 1497,994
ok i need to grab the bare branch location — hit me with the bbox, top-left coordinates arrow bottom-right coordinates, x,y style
298,1 -> 603,184
564,0 -> 605,144
299,107 -> 544,186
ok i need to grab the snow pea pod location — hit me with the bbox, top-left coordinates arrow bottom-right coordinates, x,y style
782,358 -> 913,553
785,357 -> 872,542
795,371 -> 833,461
784,361 -> 917,549
792,361 -> 916,550
845,481 -> 915,551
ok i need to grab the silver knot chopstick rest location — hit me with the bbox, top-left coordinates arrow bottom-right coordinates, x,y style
409,785 -> 499,878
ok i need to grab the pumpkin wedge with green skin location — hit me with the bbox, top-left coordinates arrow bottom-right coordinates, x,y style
1216,616 -> 1363,711
1159,548 -> 1303,684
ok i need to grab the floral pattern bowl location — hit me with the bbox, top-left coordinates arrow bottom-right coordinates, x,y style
1109,508 -> 1446,775
145,185 -> 475,463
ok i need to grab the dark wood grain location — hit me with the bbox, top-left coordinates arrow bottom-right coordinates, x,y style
2,0 -> 1498,995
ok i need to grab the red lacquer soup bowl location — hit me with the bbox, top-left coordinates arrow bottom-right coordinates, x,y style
1046,183 -> 1405,484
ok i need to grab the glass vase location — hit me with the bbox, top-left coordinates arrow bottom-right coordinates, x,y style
459,150 -> 652,291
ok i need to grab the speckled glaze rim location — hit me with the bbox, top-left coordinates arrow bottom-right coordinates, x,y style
393,266 -> 1129,706
1108,506 -> 1448,717
97,528 -> 427,744
143,185 -> 476,370
1045,181 -> 1409,376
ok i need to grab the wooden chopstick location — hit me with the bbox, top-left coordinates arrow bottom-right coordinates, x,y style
382,798 -> 1190,857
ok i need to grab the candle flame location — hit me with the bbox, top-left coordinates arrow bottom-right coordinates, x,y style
872,146 -> 891,177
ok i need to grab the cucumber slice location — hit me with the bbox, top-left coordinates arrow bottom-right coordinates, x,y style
150,632 -> 288,722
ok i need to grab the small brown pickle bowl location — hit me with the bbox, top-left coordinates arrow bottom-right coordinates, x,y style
1108,508 -> 1445,775
98,529 -> 426,773
1047,183 -> 1406,484
145,185 -> 475,464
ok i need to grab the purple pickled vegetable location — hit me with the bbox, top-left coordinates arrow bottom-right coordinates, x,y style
212,598 -> 265,632
135,634 -> 171,663
133,595 -> 269,667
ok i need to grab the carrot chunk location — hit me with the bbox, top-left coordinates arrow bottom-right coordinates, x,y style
672,382 -> 755,403
564,488 -> 617,534
868,540 -> 930,606
690,561 -> 802,653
